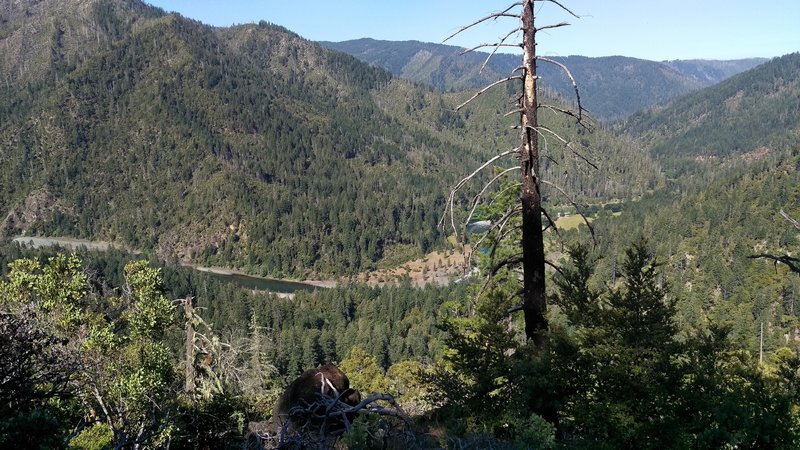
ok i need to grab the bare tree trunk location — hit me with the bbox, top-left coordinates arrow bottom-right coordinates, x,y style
184,296 -> 196,394
442,0 -> 585,349
520,0 -> 547,347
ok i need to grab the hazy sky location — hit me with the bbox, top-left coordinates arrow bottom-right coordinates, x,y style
145,0 -> 799,61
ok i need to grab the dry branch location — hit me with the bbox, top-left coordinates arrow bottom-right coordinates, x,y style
456,76 -> 523,111
780,209 -> 800,231
504,107 -> 524,118
539,0 -> 581,18
535,21 -> 571,32
544,260 -> 565,277
540,179 -> 596,243
507,303 -> 525,314
748,210 -> 800,275
461,42 -> 520,54
541,207 -> 563,247
440,148 -> 519,237
749,254 -> 800,275
258,393 -> 414,450
535,125 -> 598,169
477,26 -> 524,73
442,3 -> 522,43
539,103 -> 594,131
465,166 -> 520,228
536,56 -> 585,121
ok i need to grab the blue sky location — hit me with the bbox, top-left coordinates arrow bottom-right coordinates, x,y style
145,1 -> 799,61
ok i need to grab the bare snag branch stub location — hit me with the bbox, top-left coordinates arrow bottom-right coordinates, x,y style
442,3 -> 523,43
456,76 -> 523,111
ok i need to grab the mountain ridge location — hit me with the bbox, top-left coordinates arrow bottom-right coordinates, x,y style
321,38 -> 766,121
621,52 -> 800,176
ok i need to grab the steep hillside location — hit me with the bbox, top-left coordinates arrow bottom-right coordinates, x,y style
584,151 -> 800,352
0,0 -> 163,87
0,0 -> 659,278
578,53 -> 800,351
622,52 -> 800,176
321,38 -> 761,121
0,6 -> 451,276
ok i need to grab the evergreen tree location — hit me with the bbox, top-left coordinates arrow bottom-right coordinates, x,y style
555,241 -> 684,448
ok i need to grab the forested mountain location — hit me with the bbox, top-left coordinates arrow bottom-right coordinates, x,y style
623,52 -> 800,176
585,153 -> 800,348
0,0 -> 656,278
664,58 -> 768,85
0,0 -> 451,277
321,38 -> 764,121
581,52 -> 800,352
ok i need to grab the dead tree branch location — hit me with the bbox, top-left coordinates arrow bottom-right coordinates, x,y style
461,42 -> 520,54
749,254 -> 800,275
540,179 -> 596,244
539,0 -> 581,19
535,125 -> 598,169
545,260 -> 565,277
476,26 -> 524,73
535,22 -> 571,32
456,76 -> 523,110
262,393 -> 414,450
539,103 -> 594,131
443,3 -> 523,43
780,209 -> 800,231
541,207 -> 563,249
465,166 -> 521,228
441,148 -> 519,238
536,56 -> 585,121
748,211 -> 800,275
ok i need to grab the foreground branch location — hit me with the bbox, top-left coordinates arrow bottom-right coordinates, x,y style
456,76 -> 523,111
749,254 -> 800,275
442,3 -> 522,43
780,209 -> 800,231
541,179 -> 596,244
440,148 -> 519,238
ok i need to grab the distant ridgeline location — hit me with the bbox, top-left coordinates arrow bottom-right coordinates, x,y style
321,38 -> 766,122
0,0 -> 656,278
623,52 -> 800,177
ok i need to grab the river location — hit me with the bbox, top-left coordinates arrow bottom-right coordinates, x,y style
10,236 -> 328,295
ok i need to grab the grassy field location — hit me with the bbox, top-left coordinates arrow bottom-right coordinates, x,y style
555,214 -> 593,230
555,212 -> 621,231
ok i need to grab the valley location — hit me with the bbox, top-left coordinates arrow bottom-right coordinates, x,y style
11,235 -> 322,294
10,234 -> 469,291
